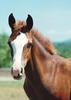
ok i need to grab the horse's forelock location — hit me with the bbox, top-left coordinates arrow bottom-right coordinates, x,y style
13,21 -> 26,31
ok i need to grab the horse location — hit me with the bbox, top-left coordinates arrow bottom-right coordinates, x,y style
8,13 -> 71,100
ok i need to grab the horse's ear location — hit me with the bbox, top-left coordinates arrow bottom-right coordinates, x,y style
8,13 -> 16,28
26,14 -> 33,31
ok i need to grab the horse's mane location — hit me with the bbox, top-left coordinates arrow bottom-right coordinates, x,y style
31,29 -> 57,55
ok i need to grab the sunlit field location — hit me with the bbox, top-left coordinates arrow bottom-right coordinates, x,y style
0,69 -> 29,100
0,81 -> 29,100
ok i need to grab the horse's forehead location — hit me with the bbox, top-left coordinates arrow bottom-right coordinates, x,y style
9,31 -> 28,45
11,33 -> 29,46
9,20 -> 26,40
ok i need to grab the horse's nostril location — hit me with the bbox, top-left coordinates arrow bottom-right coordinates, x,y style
11,67 -> 19,77
21,68 -> 23,74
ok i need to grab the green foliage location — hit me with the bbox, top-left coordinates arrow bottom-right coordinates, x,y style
54,41 -> 71,58
0,33 -> 12,68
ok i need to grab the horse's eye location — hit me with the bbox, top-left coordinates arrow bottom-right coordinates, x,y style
27,42 -> 32,48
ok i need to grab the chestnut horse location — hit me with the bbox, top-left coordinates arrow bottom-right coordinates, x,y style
8,14 -> 71,100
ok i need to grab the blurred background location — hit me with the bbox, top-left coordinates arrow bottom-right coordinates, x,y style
0,0 -> 71,100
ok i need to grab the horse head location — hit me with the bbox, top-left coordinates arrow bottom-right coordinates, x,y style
8,13 -> 33,79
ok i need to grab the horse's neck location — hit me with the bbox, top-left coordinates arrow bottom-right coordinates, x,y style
32,37 -> 52,59
31,37 -> 52,79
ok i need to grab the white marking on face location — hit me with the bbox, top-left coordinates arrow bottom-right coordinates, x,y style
11,32 -> 29,72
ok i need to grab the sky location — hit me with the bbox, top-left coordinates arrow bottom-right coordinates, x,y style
0,0 -> 71,42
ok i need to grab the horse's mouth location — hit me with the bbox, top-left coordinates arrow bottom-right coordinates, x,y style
13,74 -> 22,80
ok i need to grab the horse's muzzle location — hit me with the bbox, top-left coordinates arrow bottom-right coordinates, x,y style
11,67 -> 23,80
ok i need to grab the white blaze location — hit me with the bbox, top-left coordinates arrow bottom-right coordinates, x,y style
11,32 -> 28,71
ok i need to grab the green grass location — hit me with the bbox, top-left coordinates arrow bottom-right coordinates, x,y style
0,80 -> 29,100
